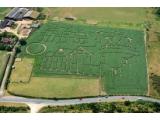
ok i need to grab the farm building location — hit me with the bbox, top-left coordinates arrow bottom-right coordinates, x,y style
5,8 -> 29,21
0,19 -> 14,29
5,8 -> 40,21
23,10 -> 40,20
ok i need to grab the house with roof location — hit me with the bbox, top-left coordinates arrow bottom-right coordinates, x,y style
5,8 -> 29,21
0,19 -> 14,29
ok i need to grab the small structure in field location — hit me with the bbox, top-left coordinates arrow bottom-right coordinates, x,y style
59,48 -> 64,52
64,16 -> 77,21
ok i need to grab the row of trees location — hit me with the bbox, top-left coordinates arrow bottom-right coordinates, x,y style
40,101 -> 160,113
155,8 -> 160,17
0,106 -> 30,113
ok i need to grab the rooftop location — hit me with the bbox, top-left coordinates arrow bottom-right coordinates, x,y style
5,8 -> 30,20
23,10 -> 40,19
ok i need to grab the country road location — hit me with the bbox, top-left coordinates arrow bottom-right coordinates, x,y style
0,95 -> 160,113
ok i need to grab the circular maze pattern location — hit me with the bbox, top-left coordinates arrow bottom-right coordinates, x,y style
26,43 -> 47,55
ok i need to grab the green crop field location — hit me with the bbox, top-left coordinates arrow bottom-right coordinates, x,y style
18,22 -> 147,96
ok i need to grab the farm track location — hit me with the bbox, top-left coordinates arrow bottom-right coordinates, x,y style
0,95 -> 160,113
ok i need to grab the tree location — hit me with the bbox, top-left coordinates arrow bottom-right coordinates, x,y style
124,101 -> 131,106
89,103 -> 100,113
5,46 -> 12,51
107,103 -> 116,113
0,43 -> 5,50
155,8 -> 160,16
38,13 -> 46,20
19,39 -> 27,46
36,8 -> 43,12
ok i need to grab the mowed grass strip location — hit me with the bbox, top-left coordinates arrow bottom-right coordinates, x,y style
0,51 -> 7,80
8,77 -> 101,98
0,51 -> 7,69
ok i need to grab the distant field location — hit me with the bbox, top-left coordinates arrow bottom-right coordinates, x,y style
43,8 -> 147,29
8,21 -> 148,98
0,8 -> 11,19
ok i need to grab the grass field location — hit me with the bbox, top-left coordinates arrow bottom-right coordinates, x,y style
10,58 -> 34,83
0,51 -> 7,71
43,8 -> 147,29
0,102 -> 28,107
148,36 -> 160,98
8,76 -> 101,98
0,8 -> 11,19
8,21 -> 148,97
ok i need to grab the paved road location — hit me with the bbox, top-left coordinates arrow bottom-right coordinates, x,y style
0,95 -> 160,113
0,96 -> 160,106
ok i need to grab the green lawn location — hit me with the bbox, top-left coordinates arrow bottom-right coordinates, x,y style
8,76 -> 101,98
11,21 -> 148,97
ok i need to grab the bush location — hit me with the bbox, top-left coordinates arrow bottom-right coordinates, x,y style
19,40 -> 27,46
0,106 -> 29,113
38,13 -> 46,20
124,101 -> 131,106
5,46 -> 12,51
36,8 -> 43,12
155,8 -> 160,16
0,43 -> 5,50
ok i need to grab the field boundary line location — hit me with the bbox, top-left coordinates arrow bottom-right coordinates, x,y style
144,29 -> 150,96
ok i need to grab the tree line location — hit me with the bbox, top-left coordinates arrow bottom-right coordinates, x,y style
39,101 -> 160,113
